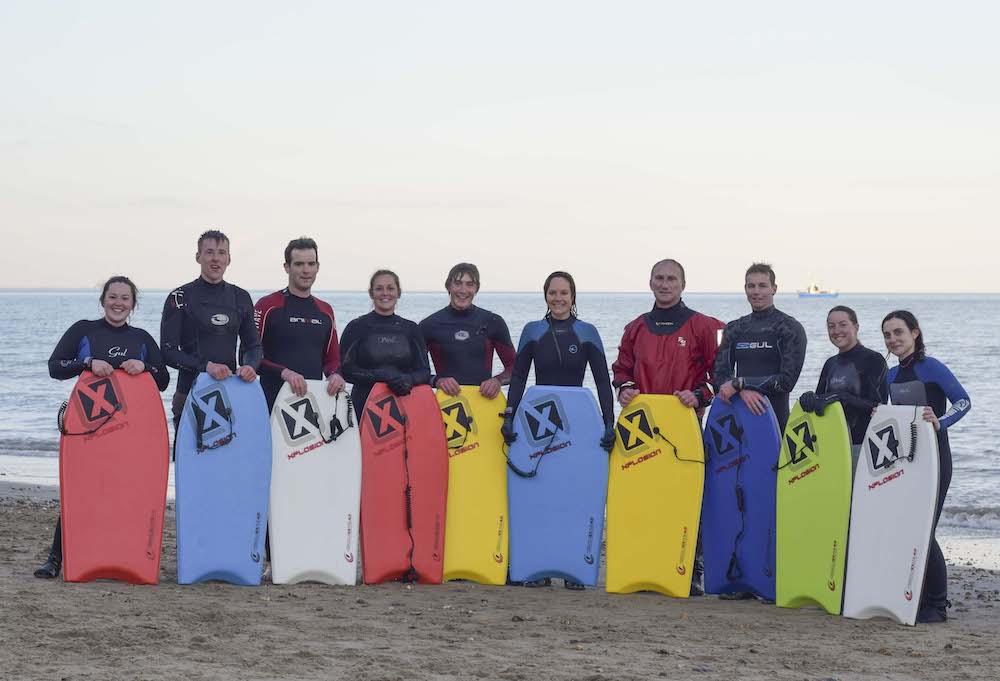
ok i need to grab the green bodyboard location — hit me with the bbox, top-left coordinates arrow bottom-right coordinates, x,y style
776,401 -> 852,615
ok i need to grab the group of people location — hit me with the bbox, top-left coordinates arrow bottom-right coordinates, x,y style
35,230 -> 970,625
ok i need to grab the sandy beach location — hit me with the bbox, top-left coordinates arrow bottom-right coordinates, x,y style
1,481 -> 997,681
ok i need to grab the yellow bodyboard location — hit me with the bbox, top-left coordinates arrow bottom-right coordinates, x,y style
606,395 -> 705,596
438,387 -> 509,584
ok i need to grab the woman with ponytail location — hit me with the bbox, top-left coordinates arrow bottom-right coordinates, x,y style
882,310 -> 971,623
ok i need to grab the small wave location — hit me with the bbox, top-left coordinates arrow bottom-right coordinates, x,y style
0,436 -> 59,456
940,506 -> 1000,532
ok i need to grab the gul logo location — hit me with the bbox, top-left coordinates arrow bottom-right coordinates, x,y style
440,397 -> 475,446
75,375 -> 124,423
190,386 -> 232,439
867,421 -> 901,472
366,394 -> 404,442
785,419 -> 817,467
735,341 -> 773,350
904,547 -> 918,601
108,346 -> 128,358
279,395 -> 323,445
583,516 -> 596,565
345,513 -> 355,563
709,414 -> 743,457
493,515 -> 505,564
522,395 -> 567,444
616,407 -> 653,452
677,526 -> 689,575
454,330 -> 470,341
210,313 -> 230,326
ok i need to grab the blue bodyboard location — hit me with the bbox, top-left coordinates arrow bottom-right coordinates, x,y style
507,386 -> 608,585
176,374 -> 272,585
701,395 -> 780,600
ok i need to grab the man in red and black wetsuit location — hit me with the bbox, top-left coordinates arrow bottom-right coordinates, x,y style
419,263 -> 516,400
612,258 -> 724,596
254,237 -> 345,412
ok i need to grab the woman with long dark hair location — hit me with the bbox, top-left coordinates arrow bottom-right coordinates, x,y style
882,310 -> 971,623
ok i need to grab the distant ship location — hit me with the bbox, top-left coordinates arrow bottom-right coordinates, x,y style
797,282 -> 839,298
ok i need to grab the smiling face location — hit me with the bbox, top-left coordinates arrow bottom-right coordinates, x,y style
827,310 -> 859,352
447,273 -> 478,311
650,261 -> 685,309
285,247 -> 319,296
882,317 -> 919,360
545,276 -> 574,320
370,274 -> 400,315
102,282 -> 135,327
744,272 -> 776,312
196,238 -> 230,284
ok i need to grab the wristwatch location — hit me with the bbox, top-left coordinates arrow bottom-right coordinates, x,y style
730,377 -> 741,392
83,356 -> 93,370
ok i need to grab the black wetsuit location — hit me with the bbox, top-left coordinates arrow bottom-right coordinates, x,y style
714,306 -> 807,432
815,344 -> 888,445
160,277 -> 262,427
45,319 -> 170,563
339,311 -> 430,412
888,354 -> 971,612
506,316 -> 615,427
419,305 -> 516,386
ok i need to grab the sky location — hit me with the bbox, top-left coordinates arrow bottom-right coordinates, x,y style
1,2 -> 998,292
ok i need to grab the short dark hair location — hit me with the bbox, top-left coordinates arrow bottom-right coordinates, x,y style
197,229 -> 229,252
445,263 -> 481,291
100,275 -> 139,309
650,259 -> 686,286
543,271 -> 578,318
828,305 -> 858,325
285,237 -> 319,265
745,262 -> 776,287
882,309 -> 926,361
369,269 -> 401,296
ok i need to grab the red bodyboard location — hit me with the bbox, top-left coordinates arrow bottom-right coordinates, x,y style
59,371 -> 169,584
360,384 -> 449,584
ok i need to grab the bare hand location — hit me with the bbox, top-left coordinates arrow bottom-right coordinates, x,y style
120,359 -> 145,376
479,378 -> 501,399
206,361 -> 232,381
436,377 -> 461,397
923,406 -> 941,432
326,373 -> 346,396
237,365 -> 257,382
90,359 -> 114,377
618,387 -> 640,407
281,368 -> 308,397
742,389 -> 768,416
674,389 -> 699,409
718,381 -> 737,405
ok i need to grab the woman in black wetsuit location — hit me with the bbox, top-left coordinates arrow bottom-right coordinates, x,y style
35,276 -> 170,579
883,310 -> 970,624
339,270 -> 431,412
799,305 -> 888,464
501,271 -> 616,590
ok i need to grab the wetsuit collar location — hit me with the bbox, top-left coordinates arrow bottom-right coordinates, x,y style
751,304 -> 777,318
447,304 -> 477,316
650,299 -> 688,314
98,317 -> 130,331
899,353 -> 919,369
197,276 -> 225,290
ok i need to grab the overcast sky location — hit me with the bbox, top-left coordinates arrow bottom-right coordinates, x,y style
2,2 -> 997,292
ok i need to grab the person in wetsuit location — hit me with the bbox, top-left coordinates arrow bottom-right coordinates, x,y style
883,310 -> 970,624
339,269 -> 430,412
419,262 -> 515,399
799,306 -> 888,461
612,259 -> 724,596
35,276 -> 170,579
502,271 -> 616,591
714,262 -> 807,433
254,237 -> 345,412
160,230 -> 262,435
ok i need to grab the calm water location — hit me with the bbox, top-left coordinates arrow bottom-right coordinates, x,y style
1,289 -> 996,532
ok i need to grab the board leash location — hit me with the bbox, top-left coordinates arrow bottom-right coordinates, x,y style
57,398 -> 122,437
652,427 -> 704,464
194,401 -> 234,453
501,422 -> 560,479
399,411 -> 420,583
323,393 -> 355,443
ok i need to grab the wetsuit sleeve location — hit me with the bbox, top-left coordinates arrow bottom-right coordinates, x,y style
920,358 -> 971,430
237,289 -> 262,370
815,358 -> 831,394
692,315 -> 725,407
138,329 -> 171,392
48,320 -> 90,380
321,306 -> 341,378
584,334 -> 616,426
406,324 -> 431,386
505,324 -> 537,417
837,352 -> 889,412
611,320 -> 638,389
713,321 -> 738,389
160,288 -> 207,373
418,317 -> 440,386
339,318 -> 398,385
489,314 -> 516,385
741,318 -> 807,396
254,294 -> 288,380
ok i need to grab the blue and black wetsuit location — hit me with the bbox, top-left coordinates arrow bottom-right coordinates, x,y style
339,311 -> 431,412
160,277 -> 262,428
888,354 -> 970,613
41,319 -> 170,570
506,316 -> 615,428
419,305 -> 516,387
714,306 -> 807,432
816,344 -> 888,445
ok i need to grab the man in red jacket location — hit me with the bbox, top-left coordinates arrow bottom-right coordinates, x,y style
612,258 -> 724,595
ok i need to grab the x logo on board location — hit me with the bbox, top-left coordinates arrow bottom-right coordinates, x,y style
868,424 -> 900,471
77,378 -> 119,421
367,395 -> 403,440
280,397 -> 321,442
617,408 -> 653,451
524,399 -> 563,443
709,413 -> 742,456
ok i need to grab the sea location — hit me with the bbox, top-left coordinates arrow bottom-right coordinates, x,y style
1,289 -> 997,535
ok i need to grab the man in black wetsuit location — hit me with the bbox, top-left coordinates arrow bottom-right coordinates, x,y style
161,230 -> 262,435
714,262 -> 806,434
254,237 -> 345,411
419,263 -> 516,400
